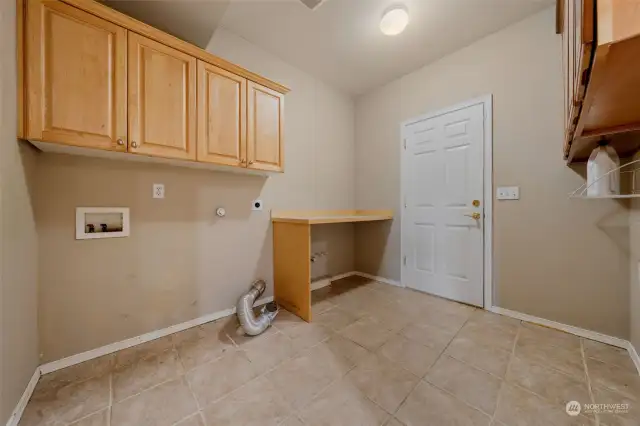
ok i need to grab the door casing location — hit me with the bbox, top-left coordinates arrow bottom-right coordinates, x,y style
400,95 -> 494,309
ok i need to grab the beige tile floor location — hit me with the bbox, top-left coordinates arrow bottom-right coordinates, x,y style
20,277 -> 640,426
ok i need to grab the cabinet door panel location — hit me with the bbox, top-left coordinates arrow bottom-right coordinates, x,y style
128,33 -> 196,160
26,0 -> 127,151
197,61 -> 246,166
247,82 -> 284,172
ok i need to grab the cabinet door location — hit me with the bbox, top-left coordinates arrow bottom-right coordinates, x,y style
247,82 -> 284,172
26,0 -> 127,151
197,61 -> 247,166
128,33 -> 197,160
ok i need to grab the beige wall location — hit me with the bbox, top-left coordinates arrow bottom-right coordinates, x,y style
355,7 -> 630,338
0,0 -> 40,422
36,28 -> 355,362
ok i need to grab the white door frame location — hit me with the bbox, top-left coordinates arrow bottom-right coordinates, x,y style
400,95 -> 493,309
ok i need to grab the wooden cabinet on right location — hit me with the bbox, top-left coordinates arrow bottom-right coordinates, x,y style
563,0 -> 640,163
247,82 -> 285,172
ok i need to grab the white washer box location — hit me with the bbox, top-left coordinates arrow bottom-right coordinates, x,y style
75,207 -> 130,240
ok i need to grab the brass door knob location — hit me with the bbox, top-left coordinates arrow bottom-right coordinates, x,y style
117,138 -> 125,146
464,212 -> 481,220
131,141 -> 138,148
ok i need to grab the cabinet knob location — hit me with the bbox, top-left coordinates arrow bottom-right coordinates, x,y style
249,160 -> 255,165
131,141 -> 139,148
117,138 -> 125,146
240,159 -> 246,164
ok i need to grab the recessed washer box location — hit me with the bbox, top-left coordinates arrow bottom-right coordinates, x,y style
76,207 -> 130,240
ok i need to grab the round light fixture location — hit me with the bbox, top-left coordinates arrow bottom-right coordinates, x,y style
380,6 -> 409,36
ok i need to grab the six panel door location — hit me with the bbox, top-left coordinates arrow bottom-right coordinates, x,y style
403,103 -> 485,307
247,81 -> 284,172
128,32 -> 197,160
197,61 -> 247,167
26,0 -> 127,151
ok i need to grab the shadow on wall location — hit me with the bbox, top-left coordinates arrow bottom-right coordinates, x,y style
568,162 -> 631,254
354,220 -> 393,277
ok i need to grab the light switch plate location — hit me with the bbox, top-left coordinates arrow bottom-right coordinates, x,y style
153,184 -> 165,199
496,186 -> 520,200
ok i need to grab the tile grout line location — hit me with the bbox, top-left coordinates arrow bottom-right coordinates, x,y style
50,372 -> 116,426
190,322 -> 336,417
174,337 -> 206,424
389,308 -> 479,423
496,325 -> 597,423
581,338 -> 600,426
170,411 -> 202,426
288,356 -> 362,423
108,372 -> 113,426
489,320 -> 522,425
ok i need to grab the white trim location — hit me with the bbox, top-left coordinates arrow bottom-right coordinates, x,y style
490,306 -> 629,348
482,96 -> 494,309
628,341 -> 640,375
311,271 -> 358,291
40,296 -> 273,375
356,272 -> 403,288
5,367 -> 41,426
400,95 -> 494,308
38,270 -> 398,376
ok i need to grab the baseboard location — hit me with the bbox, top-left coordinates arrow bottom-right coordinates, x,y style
39,271 -> 400,375
40,296 -> 273,375
490,306 -> 640,375
5,367 -> 41,426
490,306 -> 629,349
310,271 -> 358,291
628,341 -> 640,375
355,272 -> 403,288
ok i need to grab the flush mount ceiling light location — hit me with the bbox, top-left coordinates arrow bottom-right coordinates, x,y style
380,5 -> 409,36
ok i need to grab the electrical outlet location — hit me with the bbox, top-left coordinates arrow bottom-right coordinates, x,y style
496,186 -> 519,200
252,200 -> 263,211
153,184 -> 165,199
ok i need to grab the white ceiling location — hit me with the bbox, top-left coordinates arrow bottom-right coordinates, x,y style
103,0 -> 554,96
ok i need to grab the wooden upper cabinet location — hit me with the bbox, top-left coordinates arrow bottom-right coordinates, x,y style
197,61 -> 247,167
247,82 -> 284,172
19,0 -> 288,172
563,0 -> 640,162
26,0 -> 127,151
128,33 -> 197,160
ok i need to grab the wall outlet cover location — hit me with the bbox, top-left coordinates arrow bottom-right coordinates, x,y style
252,200 -> 263,211
153,184 -> 165,199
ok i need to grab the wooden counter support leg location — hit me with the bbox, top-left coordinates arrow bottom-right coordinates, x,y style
273,222 -> 312,321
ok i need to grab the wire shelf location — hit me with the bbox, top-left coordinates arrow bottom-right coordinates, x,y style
569,158 -> 640,199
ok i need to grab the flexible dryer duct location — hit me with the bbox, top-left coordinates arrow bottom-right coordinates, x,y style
236,280 -> 279,336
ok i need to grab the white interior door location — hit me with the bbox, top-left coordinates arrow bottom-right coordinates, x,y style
402,102 -> 485,307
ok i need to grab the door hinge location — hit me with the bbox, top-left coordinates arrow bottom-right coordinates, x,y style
403,256 -> 407,266
403,195 -> 407,208
403,138 -> 407,150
